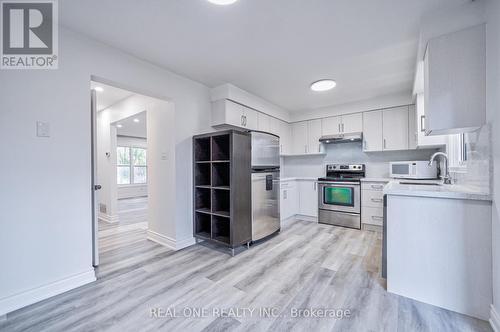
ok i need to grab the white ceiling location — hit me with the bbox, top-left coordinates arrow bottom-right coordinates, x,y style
91,81 -> 134,111
69,0 -> 468,112
114,111 -> 147,138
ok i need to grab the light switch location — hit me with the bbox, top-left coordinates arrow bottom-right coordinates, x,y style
36,121 -> 50,137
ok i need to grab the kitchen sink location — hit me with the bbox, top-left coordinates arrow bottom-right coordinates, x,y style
399,182 -> 442,186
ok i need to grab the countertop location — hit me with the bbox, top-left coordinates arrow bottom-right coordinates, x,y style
360,177 -> 391,183
280,177 -> 318,182
383,180 -> 492,201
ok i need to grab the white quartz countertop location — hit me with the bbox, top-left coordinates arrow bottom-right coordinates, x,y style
360,177 -> 391,183
383,180 -> 492,201
280,177 -> 318,182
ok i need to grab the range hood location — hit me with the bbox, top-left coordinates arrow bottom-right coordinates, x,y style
319,132 -> 363,144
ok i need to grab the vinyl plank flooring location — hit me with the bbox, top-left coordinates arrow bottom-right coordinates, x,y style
1,218 -> 491,332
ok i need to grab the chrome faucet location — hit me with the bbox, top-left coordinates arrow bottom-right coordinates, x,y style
429,152 -> 452,184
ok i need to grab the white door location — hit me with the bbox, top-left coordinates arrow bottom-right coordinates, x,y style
292,121 -> 308,154
257,112 -> 271,133
225,100 -> 245,128
91,90 -> 100,267
321,116 -> 341,136
298,180 -> 318,217
363,111 -> 383,152
383,106 -> 409,151
341,113 -> 363,134
307,119 -> 323,154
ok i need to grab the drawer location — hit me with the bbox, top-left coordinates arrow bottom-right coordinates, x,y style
361,182 -> 386,191
361,190 -> 384,208
362,206 -> 384,226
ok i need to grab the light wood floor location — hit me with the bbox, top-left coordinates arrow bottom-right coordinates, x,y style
1,198 -> 492,331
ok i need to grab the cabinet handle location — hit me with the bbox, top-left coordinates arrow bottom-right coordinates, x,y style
371,198 -> 383,203
241,115 -> 244,126
284,189 -> 287,199
313,182 -> 317,190
420,115 -> 426,132
244,115 -> 248,126
371,185 -> 384,190
338,123 -> 341,133
318,143 -> 321,152
342,123 -> 345,132
383,139 -> 387,149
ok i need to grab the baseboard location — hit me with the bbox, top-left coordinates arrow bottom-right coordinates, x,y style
0,269 -> 96,316
491,304 -> 500,332
98,212 -> 119,223
147,230 -> 195,251
362,223 -> 383,232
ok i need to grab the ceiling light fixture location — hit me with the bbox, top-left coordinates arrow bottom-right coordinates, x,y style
116,124 -> 123,128
94,87 -> 104,92
310,79 -> 337,92
133,118 -> 140,123
207,0 -> 238,5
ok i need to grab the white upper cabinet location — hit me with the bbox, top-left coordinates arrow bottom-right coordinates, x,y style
291,121 -> 308,154
257,112 -> 271,133
382,106 -> 408,151
211,99 -> 258,130
363,111 -> 383,152
342,113 -> 363,134
408,105 -> 417,150
415,94 -> 447,148
280,121 -> 292,155
321,116 -> 342,135
424,24 -> 486,135
321,113 -> 362,136
307,119 -> 324,154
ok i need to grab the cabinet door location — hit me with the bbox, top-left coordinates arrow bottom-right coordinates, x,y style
408,105 -> 417,150
243,108 -> 258,131
416,94 -> 447,148
298,181 -> 318,217
341,113 -> 363,134
363,111 -> 383,152
269,117 -> 281,137
383,106 -> 408,151
292,122 -> 308,154
280,121 -> 292,155
321,116 -> 341,136
307,119 -> 323,154
257,112 -> 271,133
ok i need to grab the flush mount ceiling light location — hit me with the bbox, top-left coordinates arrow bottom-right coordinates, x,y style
133,118 -> 140,123
94,87 -> 103,92
207,0 -> 238,5
116,124 -> 123,128
310,79 -> 337,92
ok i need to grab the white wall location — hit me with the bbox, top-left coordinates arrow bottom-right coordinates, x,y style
283,143 -> 437,179
0,28 -> 212,315
486,0 -> 500,327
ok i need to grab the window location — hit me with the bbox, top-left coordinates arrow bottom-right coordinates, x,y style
117,146 -> 147,185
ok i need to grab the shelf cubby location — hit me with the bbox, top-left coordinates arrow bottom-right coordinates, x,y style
212,189 -> 230,217
212,215 -> 230,244
195,163 -> 211,186
194,137 -> 211,162
195,187 -> 211,213
212,162 -> 230,187
195,212 -> 211,239
212,134 -> 230,161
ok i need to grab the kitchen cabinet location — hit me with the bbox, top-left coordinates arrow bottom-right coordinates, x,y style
307,119 -> 323,154
291,121 -> 308,154
280,180 -> 298,221
382,106 -> 408,151
257,112 -> 271,133
321,113 -> 362,136
408,105 -> 417,150
279,121 -> 292,155
298,180 -> 318,217
211,99 -> 258,130
321,116 -> 342,135
361,180 -> 387,229
362,111 -> 383,152
415,93 -> 447,148
424,24 -> 486,135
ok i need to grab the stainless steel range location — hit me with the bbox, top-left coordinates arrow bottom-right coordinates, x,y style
318,164 -> 365,229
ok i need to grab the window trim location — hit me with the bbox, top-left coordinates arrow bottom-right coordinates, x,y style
117,145 -> 147,185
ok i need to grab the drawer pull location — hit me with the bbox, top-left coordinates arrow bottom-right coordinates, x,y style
370,198 -> 383,203
370,185 -> 384,190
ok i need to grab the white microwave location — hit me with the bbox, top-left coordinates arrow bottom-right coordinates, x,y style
389,161 -> 438,179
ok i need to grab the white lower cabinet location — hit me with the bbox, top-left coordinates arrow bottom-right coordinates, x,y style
280,180 -> 298,221
298,180 -> 318,217
361,181 -> 388,228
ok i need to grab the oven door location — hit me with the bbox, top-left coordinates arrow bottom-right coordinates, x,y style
318,182 -> 360,214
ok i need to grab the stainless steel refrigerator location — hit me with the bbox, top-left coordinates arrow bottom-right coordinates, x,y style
251,131 -> 280,241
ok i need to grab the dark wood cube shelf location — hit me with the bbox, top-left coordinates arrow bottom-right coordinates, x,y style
192,130 -> 252,255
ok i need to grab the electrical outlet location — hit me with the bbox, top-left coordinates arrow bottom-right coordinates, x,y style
36,121 -> 50,137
